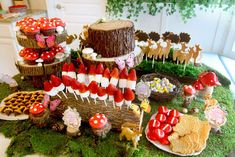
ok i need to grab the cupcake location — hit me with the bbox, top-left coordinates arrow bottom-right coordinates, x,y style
19,48 -> 33,57
50,17 -> 66,27
40,22 -> 56,36
23,25 -> 40,38
51,45 -> 64,54
24,51 -> 39,65
29,103 -> 50,127
89,113 -> 111,138
40,51 -> 55,64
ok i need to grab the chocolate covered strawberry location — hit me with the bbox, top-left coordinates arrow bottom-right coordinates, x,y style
127,69 -> 137,90
88,81 -> 99,103
77,63 -> 87,83
156,114 -> 167,123
124,88 -> 135,107
67,63 -> 76,79
62,63 -> 69,76
148,119 -> 160,130
158,106 -> 169,115
119,68 -> 128,89
97,87 -> 108,106
114,89 -> 124,108
95,63 -> 104,83
106,84 -> 118,102
101,68 -> 110,88
110,67 -> 119,86
79,83 -> 90,103
88,65 -> 96,84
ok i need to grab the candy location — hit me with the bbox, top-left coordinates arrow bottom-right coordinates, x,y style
148,119 -> 160,130
169,109 -> 180,118
158,106 -> 169,115
166,116 -> 179,126
160,123 -> 172,134
155,113 -> 167,123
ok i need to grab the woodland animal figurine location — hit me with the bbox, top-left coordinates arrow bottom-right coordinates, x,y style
62,107 -> 82,137
192,44 -> 202,65
173,42 -> 187,64
178,47 -> 194,64
119,122 -> 143,148
161,40 -> 172,63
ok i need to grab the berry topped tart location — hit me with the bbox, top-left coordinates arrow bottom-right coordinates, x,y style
16,17 -> 68,49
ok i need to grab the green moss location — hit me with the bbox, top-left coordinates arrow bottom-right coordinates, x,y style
0,71 -> 234,157
6,131 -> 34,157
30,127 -> 69,156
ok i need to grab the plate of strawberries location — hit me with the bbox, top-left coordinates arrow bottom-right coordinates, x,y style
145,106 -> 191,156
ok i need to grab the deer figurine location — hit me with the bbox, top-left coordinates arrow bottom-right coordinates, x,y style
162,40 -> 172,63
173,42 -> 187,64
192,44 -> 202,65
139,39 -> 152,61
178,47 -> 194,71
119,122 -> 143,148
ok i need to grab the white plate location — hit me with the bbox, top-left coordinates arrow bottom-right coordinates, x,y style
145,113 -> 206,156
0,91 -> 43,120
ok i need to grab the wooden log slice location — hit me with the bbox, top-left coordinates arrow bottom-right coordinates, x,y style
16,31 -> 68,49
82,47 -> 143,69
16,55 -> 71,76
52,93 -> 140,130
88,20 -> 135,58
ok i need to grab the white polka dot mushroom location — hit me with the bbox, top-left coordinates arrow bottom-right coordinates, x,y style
29,103 -> 50,127
89,113 -> 111,138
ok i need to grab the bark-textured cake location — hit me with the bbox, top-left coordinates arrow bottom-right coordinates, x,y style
88,20 -> 135,57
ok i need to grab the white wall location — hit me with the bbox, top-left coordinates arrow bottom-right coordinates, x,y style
46,0 -> 234,55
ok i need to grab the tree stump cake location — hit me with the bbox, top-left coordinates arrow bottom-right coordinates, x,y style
88,20 -> 135,58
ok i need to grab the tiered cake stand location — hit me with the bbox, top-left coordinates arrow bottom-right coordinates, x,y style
15,31 -> 70,88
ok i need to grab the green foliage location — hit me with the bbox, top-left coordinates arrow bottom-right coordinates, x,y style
106,0 -> 235,21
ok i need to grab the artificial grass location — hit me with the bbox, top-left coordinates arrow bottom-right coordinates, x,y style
0,72 -> 235,157
136,60 -> 231,87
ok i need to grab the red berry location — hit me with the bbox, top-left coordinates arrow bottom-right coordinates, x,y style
155,114 -> 167,123
159,136 -> 170,145
167,116 -> 179,126
158,106 -> 169,115
148,119 -> 160,130
160,123 -> 172,134
147,131 -> 158,141
152,128 -> 165,140
169,109 -> 180,118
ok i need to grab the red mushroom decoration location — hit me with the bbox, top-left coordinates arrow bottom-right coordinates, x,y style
183,85 -> 196,107
89,113 -> 111,138
29,103 -> 50,127
198,72 -> 221,99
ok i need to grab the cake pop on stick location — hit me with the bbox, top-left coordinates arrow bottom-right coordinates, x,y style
71,79 -> 81,100
88,65 -> 96,84
62,75 -> 73,93
95,63 -> 104,84
88,81 -> 99,104
110,67 -> 119,86
44,81 -> 61,98
124,88 -> 135,108
127,69 -> 137,90
97,87 -> 108,106
67,63 -> 76,79
106,84 -> 118,108
50,75 -> 67,99
101,68 -> 110,88
62,63 -> 69,76
114,89 -> 124,109
77,63 -> 87,83
79,83 -> 90,103
119,68 -> 128,92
